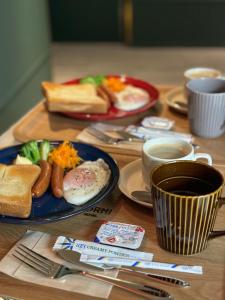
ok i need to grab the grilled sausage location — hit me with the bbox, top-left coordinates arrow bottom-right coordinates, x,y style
51,162 -> 64,198
97,86 -> 109,102
100,84 -> 118,103
32,160 -> 52,198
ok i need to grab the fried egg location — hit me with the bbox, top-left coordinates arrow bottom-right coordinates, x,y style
114,85 -> 149,111
63,159 -> 111,205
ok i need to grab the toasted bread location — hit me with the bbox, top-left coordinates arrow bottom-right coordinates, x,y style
0,164 -> 5,180
42,81 -> 110,114
0,164 -> 41,218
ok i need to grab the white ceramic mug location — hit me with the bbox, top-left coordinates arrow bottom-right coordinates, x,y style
184,67 -> 222,82
142,137 -> 212,189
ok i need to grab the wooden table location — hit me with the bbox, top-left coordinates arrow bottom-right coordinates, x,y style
0,86 -> 225,300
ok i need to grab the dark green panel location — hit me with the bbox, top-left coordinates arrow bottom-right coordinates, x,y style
49,0 -> 121,41
0,0 -> 51,133
0,63 -> 51,134
132,0 -> 225,46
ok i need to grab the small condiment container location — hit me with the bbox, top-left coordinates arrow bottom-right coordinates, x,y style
141,116 -> 174,130
95,221 -> 145,249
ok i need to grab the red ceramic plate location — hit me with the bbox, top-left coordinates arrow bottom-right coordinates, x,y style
61,75 -> 159,121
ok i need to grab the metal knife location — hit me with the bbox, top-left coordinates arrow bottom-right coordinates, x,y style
57,251 -> 174,299
58,249 -> 190,287
57,249 -> 114,270
86,127 -> 124,144
115,130 -> 144,142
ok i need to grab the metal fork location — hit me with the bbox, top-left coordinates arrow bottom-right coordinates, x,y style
13,244 -> 173,300
86,126 -> 199,149
86,127 -> 141,144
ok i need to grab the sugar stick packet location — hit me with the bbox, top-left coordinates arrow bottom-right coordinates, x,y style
53,236 -> 153,261
80,254 -> 203,275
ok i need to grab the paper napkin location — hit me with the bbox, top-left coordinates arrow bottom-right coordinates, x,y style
0,230 -> 118,299
76,128 -> 143,153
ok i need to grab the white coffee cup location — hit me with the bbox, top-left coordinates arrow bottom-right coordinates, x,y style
142,137 -> 212,189
184,67 -> 222,82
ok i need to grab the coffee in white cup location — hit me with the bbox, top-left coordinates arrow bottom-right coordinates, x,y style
142,137 -> 212,189
184,67 -> 221,82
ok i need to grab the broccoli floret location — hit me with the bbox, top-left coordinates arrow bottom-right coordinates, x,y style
20,140 -> 41,164
39,140 -> 53,161
80,75 -> 105,86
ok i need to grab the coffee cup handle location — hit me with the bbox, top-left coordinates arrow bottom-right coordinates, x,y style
209,196 -> 225,239
193,153 -> 212,165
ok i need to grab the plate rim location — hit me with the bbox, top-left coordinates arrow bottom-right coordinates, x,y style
165,86 -> 188,114
61,75 -> 159,120
118,158 -> 152,208
0,141 -> 119,224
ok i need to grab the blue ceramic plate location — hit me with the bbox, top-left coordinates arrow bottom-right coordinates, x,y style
0,142 -> 119,224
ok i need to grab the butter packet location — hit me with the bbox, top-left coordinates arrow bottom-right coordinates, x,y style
126,125 -> 193,143
95,221 -> 145,249
141,116 -> 174,130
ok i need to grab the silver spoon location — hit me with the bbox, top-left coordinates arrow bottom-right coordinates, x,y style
131,190 -> 152,204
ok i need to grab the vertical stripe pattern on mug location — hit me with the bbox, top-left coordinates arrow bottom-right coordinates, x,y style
187,79 -> 225,138
152,187 -> 222,255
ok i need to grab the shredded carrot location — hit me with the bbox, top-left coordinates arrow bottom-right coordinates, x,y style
105,77 -> 126,92
48,141 -> 81,169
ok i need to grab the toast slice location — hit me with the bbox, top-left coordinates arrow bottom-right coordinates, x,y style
0,164 -> 6,180
0,164 -> 41,218
42,81 -> 110,114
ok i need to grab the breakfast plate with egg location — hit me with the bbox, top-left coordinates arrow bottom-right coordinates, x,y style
0,141 -> 119,224
42,75 -> 159,120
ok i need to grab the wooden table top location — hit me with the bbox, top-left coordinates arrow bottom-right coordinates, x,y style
0,85 -> 225,300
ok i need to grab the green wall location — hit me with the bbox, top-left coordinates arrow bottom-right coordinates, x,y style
49,0 -> 121,41
131,0 -> 225,46
0,0 -> 51,134
48,0 -> 225,46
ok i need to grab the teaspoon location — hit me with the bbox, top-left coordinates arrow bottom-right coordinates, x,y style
131,191 -> 152,204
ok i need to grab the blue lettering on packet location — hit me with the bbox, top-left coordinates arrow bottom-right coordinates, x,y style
60,237 -> 76,250
76,243 -> 87,249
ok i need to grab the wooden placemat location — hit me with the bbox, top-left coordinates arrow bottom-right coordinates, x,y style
12,85 -> 189,157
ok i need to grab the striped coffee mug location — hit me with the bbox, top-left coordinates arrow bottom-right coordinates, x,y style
151,161 -> 225,255
186,78 -> 225,138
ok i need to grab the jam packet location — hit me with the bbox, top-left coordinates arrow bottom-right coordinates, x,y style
95,221 -> 145,249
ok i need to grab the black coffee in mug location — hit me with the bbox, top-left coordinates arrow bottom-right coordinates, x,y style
158,176 -> 215,196
151,161 -> 225,255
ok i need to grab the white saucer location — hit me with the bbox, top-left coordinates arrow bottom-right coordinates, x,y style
165,86 -> 188,114
118,159 -> 152,208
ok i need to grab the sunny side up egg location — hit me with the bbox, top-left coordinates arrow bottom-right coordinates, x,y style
63,159 -> 111,205
114,85 -> 150,111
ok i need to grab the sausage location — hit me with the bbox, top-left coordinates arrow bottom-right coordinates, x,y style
100,84 -> 118,103
97,86 -> 109,102
32,160 -> 52,198
51,162 -> 64,198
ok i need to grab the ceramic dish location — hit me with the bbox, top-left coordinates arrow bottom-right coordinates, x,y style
0,142 -> 119,224
165,86 -> 188,114
62,75 -> 159,121
118,159 -> 152,208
